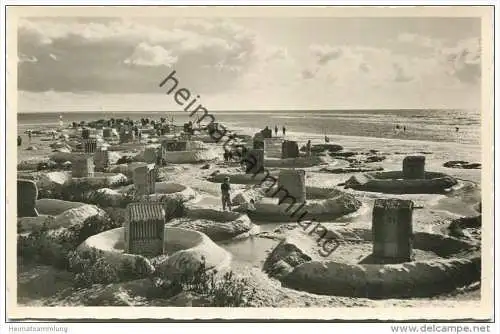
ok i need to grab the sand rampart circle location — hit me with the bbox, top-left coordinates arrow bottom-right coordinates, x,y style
344,171 -> 458,194
77,226 -> 231,281
266,227 -> 480,298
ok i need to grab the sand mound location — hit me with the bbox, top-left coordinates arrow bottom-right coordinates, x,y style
264,157 -> 324,168
49,152 -> 76,163
301,143 -> 343,153
69,173 -> 128,188
76,228 -> 154,279
156,227 -> 232,277
250,188 -> 361,222
18,158 -> 52,171
320,165 -> 384,174
264,228 -> 480,298
161,149 -> 218,164
232,188 -> 265,206
18,216 -> 54,234
145,183 -> 197,215
208,171 -> 280,185
110,162 -> 147,179
175,195 -> 255,240
88,188 -> 124,207
77,227 -> 231,280
36,198 -> 86,216
51,204 -> 107,229
344,171 -> 458,194
443,160 -> 482,169
153,182 -> 197,201
38,171 -> 72,191
18,203 -> 111,254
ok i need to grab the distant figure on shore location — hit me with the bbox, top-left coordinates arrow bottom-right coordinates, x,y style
27,130 -> 32,142
403,126 -> 406,132
274,125 -> 278,137
17,136 -> 22,147
456,127 -> 459,132
221,177 -> 232,211
282,126 -> 286,136
325,135 -> 330,143
223,149 -> 231,162
306,140 -> 312,157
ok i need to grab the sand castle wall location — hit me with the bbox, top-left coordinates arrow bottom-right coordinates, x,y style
265,227 -> 480,298
76,226 -> 231,281
344,171 -> 458,194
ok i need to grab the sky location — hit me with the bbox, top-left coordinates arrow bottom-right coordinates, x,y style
17,16 -> 481,112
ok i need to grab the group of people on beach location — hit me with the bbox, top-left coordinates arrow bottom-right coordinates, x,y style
274,125 -> 286,137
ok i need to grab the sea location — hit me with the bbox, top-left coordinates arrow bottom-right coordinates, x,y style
17,109 -> 481,145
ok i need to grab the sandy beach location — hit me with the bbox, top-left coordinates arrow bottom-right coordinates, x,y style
16,116 -> 482,308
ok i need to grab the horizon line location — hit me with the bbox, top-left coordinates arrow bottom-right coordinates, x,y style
17,107 -> 475,114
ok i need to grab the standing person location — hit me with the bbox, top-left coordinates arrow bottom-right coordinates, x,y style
306,140 -> 312,157
274,125 -> 278,137
221,177 -> 232,211
27,130 -> 32,143
282,126 -> 286,137
17,135 -> 22,147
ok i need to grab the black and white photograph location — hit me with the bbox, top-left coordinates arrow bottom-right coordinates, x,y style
5,4 -> 494,322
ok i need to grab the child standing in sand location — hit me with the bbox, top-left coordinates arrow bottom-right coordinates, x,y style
221,177 -> 232,211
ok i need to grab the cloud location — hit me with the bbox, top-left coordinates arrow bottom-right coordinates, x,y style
441,37 -> 481,84
18,53 -> 37,63
124,43 -> 178,67
397,33 -> 440,48
17,17 -> 481,109
17,18 -> 260,94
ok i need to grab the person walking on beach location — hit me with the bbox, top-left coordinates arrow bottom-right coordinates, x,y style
274,125 -> 278,137
221,177 -> 232,211
223,149 -> 230,162
306,140 -> 312,157
282,126 -> 286,137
